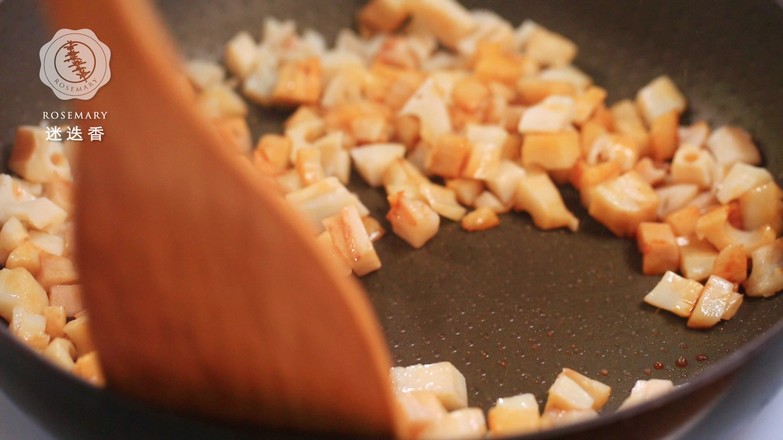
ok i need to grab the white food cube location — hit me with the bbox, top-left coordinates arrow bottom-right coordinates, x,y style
275,169 -> 303,194
10,305 -> 49,350
524,132 -> 581,171
488,393 -> 540,436
387,192 -> 440,248
586,134 -> 639,172
49,284 -> 83,318
285,177 -> 369,232
418,183 -> 467,221
358,0 -> 411,34
484,160 -> 526,205
587,171 -> 658,238
545,374 -> 594,411
706,126 -> 761,166
524,26 -> 577,67
383,158 -> 429,188
455,10 -> 514,56
474,191 -> 509,214
315,231 -> 352,277
0,267 -> 49,321
740,182 -> 783,233
687,275 -> 736,329
695,205 -> 775,253
315,134 -> 351,184
655,184 -> 699,219
10,126 -> 72,184
224,31 -> 259,79
515,169 -> 579,232
670,144 -> 715,190
63,315 -> 95,357
28,231 -> 65,256
462,125 -> 507,179
446,179 -> 484,207
73,351 -> 104,386
350,143 -> 406,187
679,238 -> 718,282
242,47 -> 279,105
406,0 -> 475,49
42,337 -> 76,370
635,75 -> 686,125
0,217 -> 28,262
184,59 -> 225,91
418,408 -> 486,440
560,368 -> 612,410
197,84 -> 248,119
321,205 -> 382,276
395,391 -> 447,439
678,121 -> 710,148
715,162 -> 772,204
320,65 -> 365,108
518,95 -> 576,133
610,100 -> 648,155
400,79 -> 452,144
37,254 -> 79,291
5,241 -> 43,275
540,408 -> 597,429
644,271 -> 704,317
744,239 -> 783,298
619,379 -> 674,410
539,65 -> 592,90
390,361 -> 468,410
7,197 -> 68,232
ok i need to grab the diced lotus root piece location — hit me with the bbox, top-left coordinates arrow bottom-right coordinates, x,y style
744,239 -> 783,298
395,391 -> 447,440
322,205 -> 382,276
687,275 -> 739,329
635,75 -> 686,126
417,408 -> 487,440
637,222 -> 680,275
695,205 -> 775,253
271,58 -> 323,106
488,393 -> 540,436
358,0 -> 410,34
391,361 -> 468,410
619,379 -> 674,410
387,192 -> 440,248
706,126 -> 761,166
461,207 -> 500,232
522,131 -> 580,172
515,169 -> 579,232
588,171 -> 658,238
644,271 -> 704,318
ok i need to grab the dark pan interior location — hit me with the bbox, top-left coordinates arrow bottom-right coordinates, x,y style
0,0 -> 782,439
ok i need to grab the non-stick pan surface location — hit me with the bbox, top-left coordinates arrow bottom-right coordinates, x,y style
0,0 -> 782,439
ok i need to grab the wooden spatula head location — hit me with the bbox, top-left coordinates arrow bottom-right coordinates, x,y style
46,0 -> 397,435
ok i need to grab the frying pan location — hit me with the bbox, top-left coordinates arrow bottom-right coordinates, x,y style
1,0 -> 782,438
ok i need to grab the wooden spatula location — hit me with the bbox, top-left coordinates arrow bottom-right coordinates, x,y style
45,0 -> 397,436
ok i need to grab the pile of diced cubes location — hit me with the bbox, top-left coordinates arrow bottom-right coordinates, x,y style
390,361 -> 672,438
0,125 -> 102,385
186,0 -> 783,330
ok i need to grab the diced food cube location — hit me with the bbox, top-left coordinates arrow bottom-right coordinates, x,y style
588,171 -> 658,237
488,393 -> 540,436
418,408 -> 486,440
644,271 -> 704,318
637,222 -> 680,275
618,379 -> 674,410
391,361 -> 468,410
